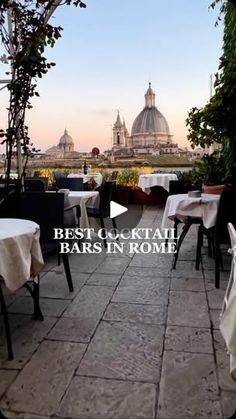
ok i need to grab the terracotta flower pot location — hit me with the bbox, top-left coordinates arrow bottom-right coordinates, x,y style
202,184 -> 225,195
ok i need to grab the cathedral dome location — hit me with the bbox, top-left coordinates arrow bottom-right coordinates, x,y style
131,83 -> 169,136
131,107 -> 169,135
59,129 -> 74,146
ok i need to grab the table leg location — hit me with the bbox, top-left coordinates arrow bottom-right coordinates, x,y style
0,283 -> 13,360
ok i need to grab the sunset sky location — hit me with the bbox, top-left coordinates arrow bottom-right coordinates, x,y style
0,0 -> 223,153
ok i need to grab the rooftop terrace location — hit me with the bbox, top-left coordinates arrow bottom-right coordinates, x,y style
0,207 -> 236,419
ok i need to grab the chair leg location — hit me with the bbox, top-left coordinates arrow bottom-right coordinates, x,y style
215,244 -> 221,288
174,219 -> 179,246
166,219 -> 179,247
100,217 -> 107,248
0,283 -> 13,361
112,218 -> 119,240
33,279 -> 44,321
165,230 -> 169,247
172,220 -> 192,269
62,253 -> 74,292
207,236 -> 213,258
220,251 -> 224,272
196,225 -> 203,270
24,280 -> 44,321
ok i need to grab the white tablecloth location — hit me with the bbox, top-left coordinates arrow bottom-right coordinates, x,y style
0,173 -> 18,180
161,193 -> 220,230
67,173 -> 103,187
0,219 -> 44,292
220,245 -> 236,381
68,191 -> 99,229
138,173 -> 178,194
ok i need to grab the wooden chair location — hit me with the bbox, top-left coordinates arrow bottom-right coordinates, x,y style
221,222 -> 236,312
24,177 -> 48,191
0,191 -> 80,360
166,180 -> 201,268
57,177 -> 83,191
86,181 -> 116,248
16,192 -> 78,291
219,223 -> 236,386
196,188 -> 236,287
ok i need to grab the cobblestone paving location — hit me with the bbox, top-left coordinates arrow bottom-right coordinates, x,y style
0,206 -> 236,418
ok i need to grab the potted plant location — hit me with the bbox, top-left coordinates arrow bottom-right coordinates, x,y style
113,169 -> 134,205
192,152 -> 225,194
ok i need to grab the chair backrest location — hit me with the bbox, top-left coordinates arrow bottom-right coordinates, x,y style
169,180 -> 193,195
57,177 -> 84,191
24,177 -> 48,191
228,222 -> 236,248
16,192 -> 64,245
57,190 -> 77,227
221,222 -> 236,313
0,180 -> 21,217
215,187 -> 236,244
111,171 -> 119,180
99,181 -> 116,217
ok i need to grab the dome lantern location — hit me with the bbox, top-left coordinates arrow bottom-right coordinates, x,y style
145,82 -> 156,108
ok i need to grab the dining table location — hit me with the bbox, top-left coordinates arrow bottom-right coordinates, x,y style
161,193 -> 221,231
67,173 -> 103,187
68,191 -> 99,230
0,218 -> 44,292
138,173 -> 178,194
161,192 -> 221,269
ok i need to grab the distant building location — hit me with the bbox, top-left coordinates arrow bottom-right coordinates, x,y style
112,83 -> 175,157
45,129 -> 80,158
188,146 -> 205,160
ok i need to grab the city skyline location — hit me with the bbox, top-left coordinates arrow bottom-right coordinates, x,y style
0,0 -> 223,153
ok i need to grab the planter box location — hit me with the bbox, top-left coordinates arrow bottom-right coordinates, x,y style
202,184 -> 225,195
131,189 -> 148,205
147,186 -> 168,205
114,186 -> 168,206
130,187 -> 168,206
113,188 -> 131,205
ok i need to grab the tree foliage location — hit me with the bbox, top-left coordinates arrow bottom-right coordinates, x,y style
0,0 -> 86,184
186,2 -> 236,179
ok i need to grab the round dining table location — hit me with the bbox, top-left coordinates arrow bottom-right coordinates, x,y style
68,191 -> 99,229
161,193 -> 221,230
0,218 -> 44,292
138,173 -> 178,194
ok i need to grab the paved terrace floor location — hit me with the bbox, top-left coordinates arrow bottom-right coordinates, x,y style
0,207 -> 236,419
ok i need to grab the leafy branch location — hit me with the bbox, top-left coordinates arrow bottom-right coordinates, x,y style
0,0 -> 86,188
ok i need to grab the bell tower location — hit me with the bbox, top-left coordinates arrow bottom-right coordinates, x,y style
113,110 -> 126,148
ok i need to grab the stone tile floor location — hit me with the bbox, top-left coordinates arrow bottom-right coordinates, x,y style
0,206 -> 236,418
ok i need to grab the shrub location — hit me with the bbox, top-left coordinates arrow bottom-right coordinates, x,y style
116,169 -> 139,189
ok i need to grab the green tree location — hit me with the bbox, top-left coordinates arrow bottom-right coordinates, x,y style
186,2 -> 236,180
0,0 -> 86,188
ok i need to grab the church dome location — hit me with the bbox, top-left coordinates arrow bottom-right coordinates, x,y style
59,129 -> 74,146
131,107 -> 169,135
131,83 -> 170,136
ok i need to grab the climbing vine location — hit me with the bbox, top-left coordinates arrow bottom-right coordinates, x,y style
186,2 -> 236,180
